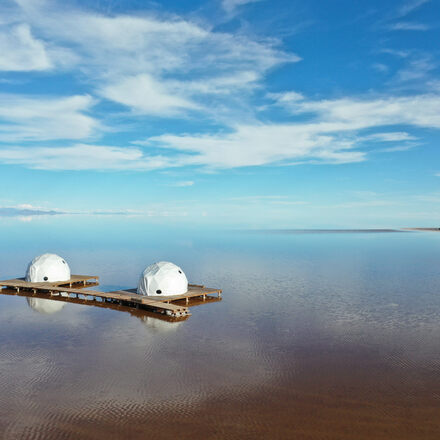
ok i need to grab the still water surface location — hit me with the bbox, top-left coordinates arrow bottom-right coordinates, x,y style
0,218 -> 439,439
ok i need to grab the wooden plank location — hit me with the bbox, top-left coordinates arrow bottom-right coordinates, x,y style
0,275 -> 99,288
108,290 -> 189,313
56,275 -> 99,287
110,285 -> 222,303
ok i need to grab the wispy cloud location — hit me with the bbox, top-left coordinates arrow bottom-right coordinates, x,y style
144,92 -> 440,169
0,94 -> 98,141
1,90 -> 440,171
268,200 -> 309,206
279,92 -> 440,129
99,74 -> 198,116
364,132 -> 417,142
0,0 -> 436,182
390,21 -> 431,31
226,195 -> 289,201
380,48 -> 410,58
221,0 -> 263,14
171,181 -> 195,187
377,144 -> 418,153
8,0 -> 296,119
395,55 -> 436,82
0,144 -> 173,171
149,124 -> 365,168
0,23 -> 51,71
372,63 -> 389,73
330,200 -> 396,209
397,0 -> 430,17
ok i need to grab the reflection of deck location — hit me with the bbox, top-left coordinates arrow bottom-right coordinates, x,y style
0,276 -> 222,318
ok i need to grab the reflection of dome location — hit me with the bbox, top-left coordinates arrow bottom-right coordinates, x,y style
25,253 -> 71,283
26,297 -> 65,314
139,315 -> 182,332
137,261 -> 188,297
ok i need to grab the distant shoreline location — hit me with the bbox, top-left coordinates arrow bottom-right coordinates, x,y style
247,229 -> 403,233
401,228 -> 440,232
244,228 -> 440,233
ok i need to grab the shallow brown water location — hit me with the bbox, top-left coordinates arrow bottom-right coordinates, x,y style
0,224 -> 439,439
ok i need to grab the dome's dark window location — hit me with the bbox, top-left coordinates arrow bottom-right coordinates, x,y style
62,260 -> 65,264
156,289 -> 162,294
178,270 -> 182,273
44,276 -> 48,281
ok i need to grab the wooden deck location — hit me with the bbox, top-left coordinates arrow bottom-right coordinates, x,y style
0,276 -> 222,318
0,275 -> 99,289
115,285 -> 222,305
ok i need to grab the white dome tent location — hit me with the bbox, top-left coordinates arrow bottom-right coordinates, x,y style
25,253 -> 71,283
137,261 -> 188,297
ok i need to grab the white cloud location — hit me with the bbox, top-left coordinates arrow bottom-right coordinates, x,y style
16,203 -> 49,211
144,92 -> 440,168
331,200 -> 396,209
149,124 -> 366,168
287,93 -> 440,130
172,181 -> 195,187
222,0 -> 263,14
396,56 -> 436,82
0,1 -> 436,175
377,144 -> 417,153
0,94 -> 98,141
364,132 -> 416,142
372,63 -> 389,73
398,0 -> 430,17
268,200 -> 309,206
1,91 -> 439,171
100,74 -> 198,116
0,23 -> 51,71
380,48 -> 410,58
0,144 -> 174,171
184,71 -> 260,95
390,22 -> 431,31
267,91 -> 304,103
227,195 -> 289,201
11,0 -> 297,116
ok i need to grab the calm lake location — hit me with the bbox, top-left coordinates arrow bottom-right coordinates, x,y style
1,217 -> 439,439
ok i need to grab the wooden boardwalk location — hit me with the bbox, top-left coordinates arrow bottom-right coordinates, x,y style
0,276 -> 222,318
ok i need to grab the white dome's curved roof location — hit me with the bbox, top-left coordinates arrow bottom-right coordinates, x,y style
26,297 -> 65,314
25,253 -> 71,283
137,261 -> 188,297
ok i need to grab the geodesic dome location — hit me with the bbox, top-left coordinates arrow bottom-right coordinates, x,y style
26,297 -> 65,314
137,261 -> 188,297
25,253 -> 71,283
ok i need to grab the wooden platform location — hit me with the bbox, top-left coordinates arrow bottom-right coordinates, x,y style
0,276 -> 222,318
114,285 -> 223,305
0,275 -> 99,289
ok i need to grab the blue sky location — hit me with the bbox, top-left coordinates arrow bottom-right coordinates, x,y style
0,0 -> 439,227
